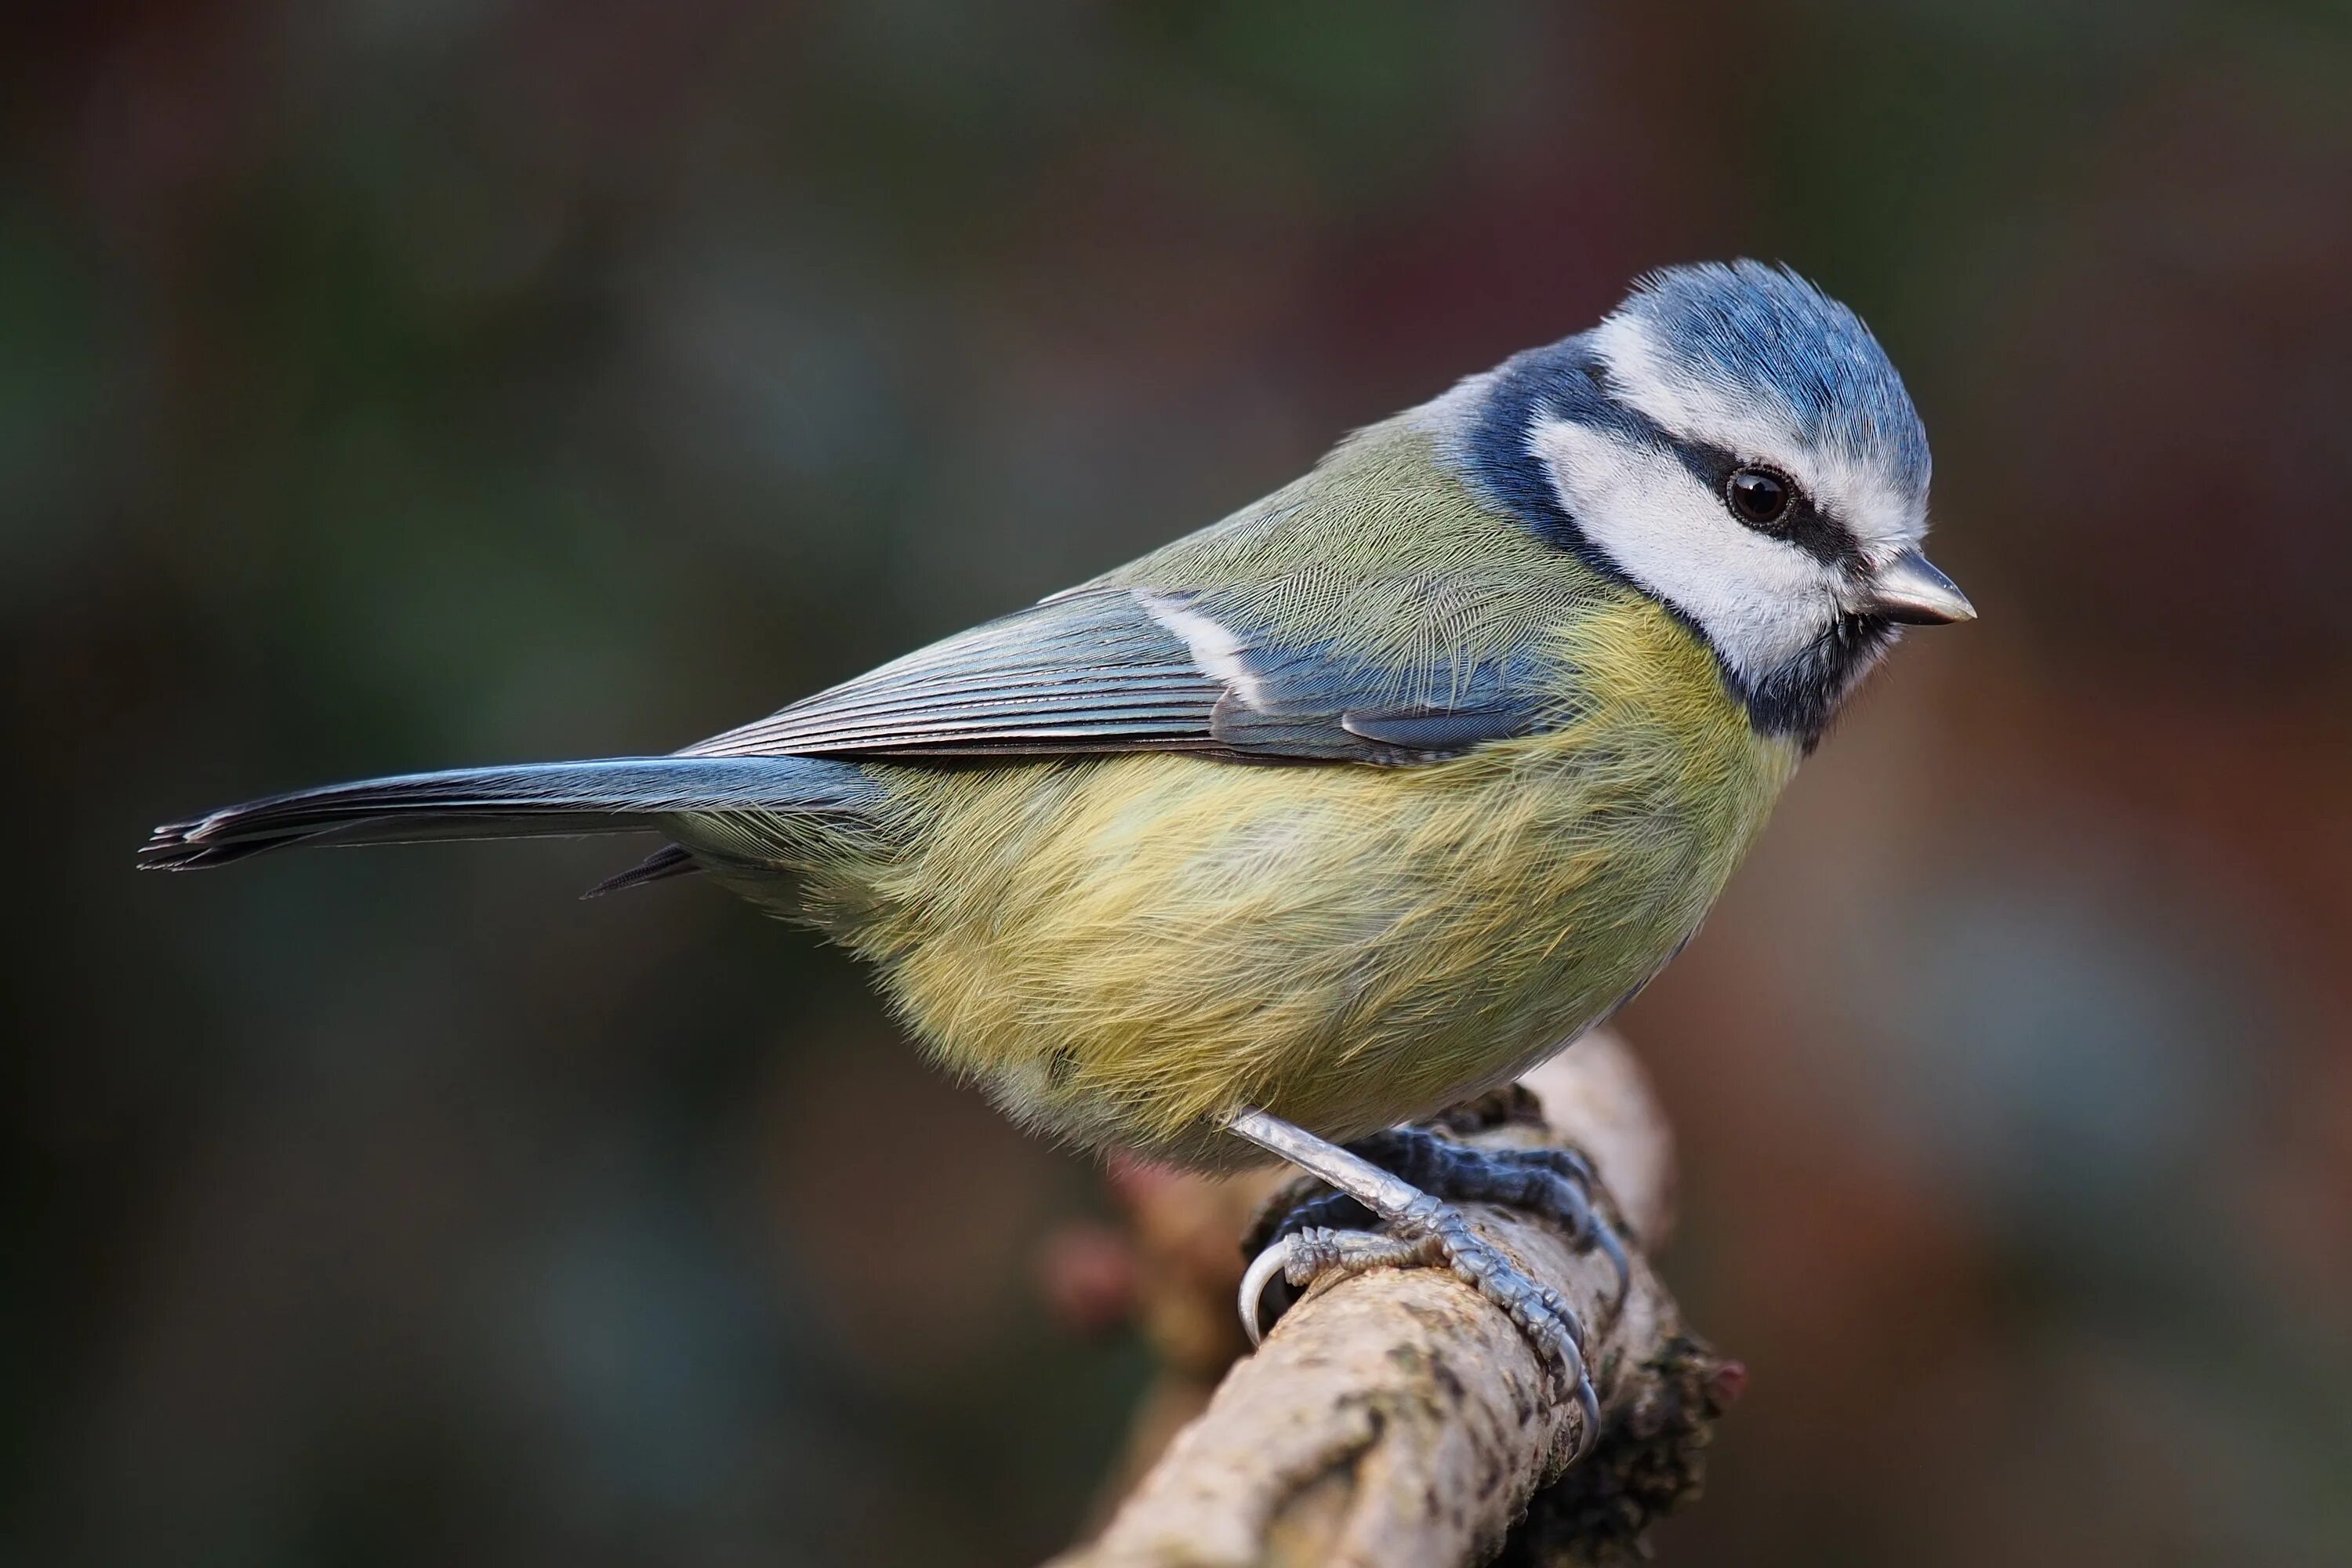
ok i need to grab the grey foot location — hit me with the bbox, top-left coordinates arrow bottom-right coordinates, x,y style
1241,1199 -> 1601,1451
1258,1127 -> 1632,1318
1226,1112 -> 1613,1457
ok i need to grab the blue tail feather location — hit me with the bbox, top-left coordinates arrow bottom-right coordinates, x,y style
139,756 -> 879,870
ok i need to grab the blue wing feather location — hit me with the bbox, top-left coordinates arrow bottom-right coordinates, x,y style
682,585 -> 1558,766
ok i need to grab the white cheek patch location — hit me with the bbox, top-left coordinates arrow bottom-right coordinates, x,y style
1589,314 -> 1922,556
1529,416 -> 1844,685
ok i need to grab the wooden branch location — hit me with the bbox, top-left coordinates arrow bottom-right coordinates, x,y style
1048,1030 -> 1742,1568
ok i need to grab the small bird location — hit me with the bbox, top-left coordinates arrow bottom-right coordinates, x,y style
144,262 -> 1971,1436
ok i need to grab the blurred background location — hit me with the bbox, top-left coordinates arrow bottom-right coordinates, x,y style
7,2 -> 2350,1563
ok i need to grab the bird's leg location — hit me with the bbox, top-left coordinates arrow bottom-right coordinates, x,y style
1242,1124 -> 1630,1322
1341,1127 -> 1631,1313
1228,1109 -> 1602,1450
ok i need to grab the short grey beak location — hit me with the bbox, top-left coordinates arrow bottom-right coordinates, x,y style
1865,548 -> 1976,625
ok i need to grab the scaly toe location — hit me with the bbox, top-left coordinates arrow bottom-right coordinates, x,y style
1239,1202 -> 1604,1457
1237,1226 -> 1428,1346
1410,1206 -> 1602,1453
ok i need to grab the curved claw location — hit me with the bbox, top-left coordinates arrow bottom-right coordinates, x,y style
1239,1226 -> 1412,1347
1570,1370 -> 1602,1461
1231,1112 -> 1612,1463
1241,1212 -> 1606,1462
1238,1232 -> 1301,1348
1538,1301 -> 1591,1399
1520,1288 -> 1600,1457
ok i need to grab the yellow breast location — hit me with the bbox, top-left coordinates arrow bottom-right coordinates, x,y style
779,593 -> 1798,1167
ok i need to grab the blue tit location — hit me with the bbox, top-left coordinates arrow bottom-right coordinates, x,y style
144,261 -> 1972,1416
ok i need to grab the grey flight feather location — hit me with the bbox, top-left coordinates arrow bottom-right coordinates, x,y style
681,585 -> 1558,768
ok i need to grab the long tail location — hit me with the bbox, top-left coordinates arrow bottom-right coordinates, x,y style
138,756 -> 878,871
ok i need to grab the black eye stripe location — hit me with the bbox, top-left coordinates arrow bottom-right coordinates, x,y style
1570,350 -> 1868,570
1468,347 -> 1869,575
1667,440 -> 1865,569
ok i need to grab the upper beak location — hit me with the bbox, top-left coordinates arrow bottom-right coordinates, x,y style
1864,547 -> 1976,626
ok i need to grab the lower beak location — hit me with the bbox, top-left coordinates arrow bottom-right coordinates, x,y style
1865,548 -> 1976,625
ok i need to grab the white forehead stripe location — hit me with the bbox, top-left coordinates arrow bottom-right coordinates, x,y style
1529,416 -> 1842,684
1588,312 -> 1922,557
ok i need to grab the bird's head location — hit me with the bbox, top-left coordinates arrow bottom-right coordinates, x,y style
1448,260 -> 1972,745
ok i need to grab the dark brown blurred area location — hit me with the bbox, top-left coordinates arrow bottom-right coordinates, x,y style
5,3 -> 2348,1564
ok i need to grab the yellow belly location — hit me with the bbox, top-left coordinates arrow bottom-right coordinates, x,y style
737,603 -> 1801,1168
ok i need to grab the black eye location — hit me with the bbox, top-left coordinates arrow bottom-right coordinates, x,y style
1724,466 -> 1795,530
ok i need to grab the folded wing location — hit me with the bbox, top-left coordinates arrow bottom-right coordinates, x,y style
682,583 -> 1566,768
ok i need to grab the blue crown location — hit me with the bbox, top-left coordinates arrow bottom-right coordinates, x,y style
1617,260 -> 1930,503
